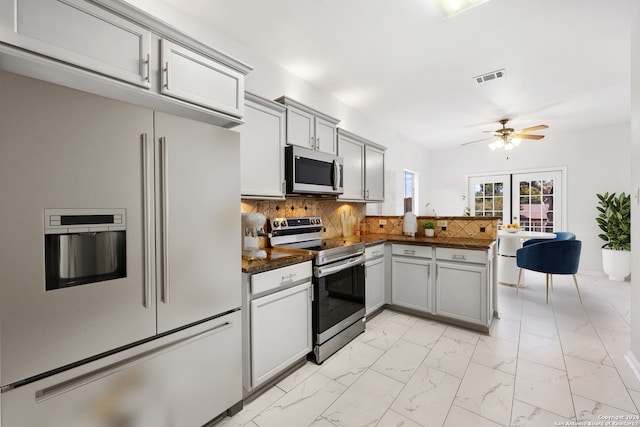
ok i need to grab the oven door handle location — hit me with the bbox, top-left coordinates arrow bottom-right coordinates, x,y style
314,254 -> 365,278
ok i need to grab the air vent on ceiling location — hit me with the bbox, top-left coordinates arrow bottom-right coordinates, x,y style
473,69 -> 506,84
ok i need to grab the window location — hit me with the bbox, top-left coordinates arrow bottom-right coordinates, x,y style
467,168 -> 565,231
404,170 -> 418,213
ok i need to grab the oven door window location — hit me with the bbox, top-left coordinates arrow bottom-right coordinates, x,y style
315,263 -> 365,335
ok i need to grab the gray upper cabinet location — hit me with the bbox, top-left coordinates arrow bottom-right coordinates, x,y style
337,128 -> 386,202
337,129 -> 365,201
276,96 -> 339,155
0,0 -> 152,88
365,145 -> 385,201
239,92 -> 287,199
160,39 -> 244,118
0,0 -> 252,127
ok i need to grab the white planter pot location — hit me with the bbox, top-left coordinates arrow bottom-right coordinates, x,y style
602,248 -> 631,281
424,229 -> 434,237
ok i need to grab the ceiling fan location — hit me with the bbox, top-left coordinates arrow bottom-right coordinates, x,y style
462,119 -> 549,151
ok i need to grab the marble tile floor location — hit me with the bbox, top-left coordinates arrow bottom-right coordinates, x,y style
218,272 -> 639,427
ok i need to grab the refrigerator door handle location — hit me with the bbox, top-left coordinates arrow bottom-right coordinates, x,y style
160,136 -> 170,304
142,133 -> 154,308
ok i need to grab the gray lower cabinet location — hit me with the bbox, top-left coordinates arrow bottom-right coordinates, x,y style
365,244 -> 385,315
435,247 -> 493,327
391,244 -> 433,314
242,262 -> 312,394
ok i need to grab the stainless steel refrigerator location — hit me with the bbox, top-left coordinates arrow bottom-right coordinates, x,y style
0,70 -> 242,426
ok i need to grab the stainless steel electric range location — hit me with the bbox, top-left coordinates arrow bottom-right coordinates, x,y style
268,217 -> 366,364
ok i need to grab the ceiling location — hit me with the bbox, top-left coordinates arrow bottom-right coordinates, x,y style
163,0 -> 639,150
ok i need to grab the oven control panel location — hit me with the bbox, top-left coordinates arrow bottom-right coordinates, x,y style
268,216 -> 323,231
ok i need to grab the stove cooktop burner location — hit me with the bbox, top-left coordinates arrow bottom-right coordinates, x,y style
268,217 -> 364,265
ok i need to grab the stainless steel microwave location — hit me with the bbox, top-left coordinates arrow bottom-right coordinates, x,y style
285,145 -> 344,196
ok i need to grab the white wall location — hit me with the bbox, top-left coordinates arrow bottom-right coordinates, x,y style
427,122 -> 631,273
124,0 -> 430,217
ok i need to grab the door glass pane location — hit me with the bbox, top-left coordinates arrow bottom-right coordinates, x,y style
468,174 -> 510,224
513,171 -> 562,232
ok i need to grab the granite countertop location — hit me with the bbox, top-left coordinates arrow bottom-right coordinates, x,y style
242,248 -> 314,274
333,233 -> 496,250
242,234 -> 496,274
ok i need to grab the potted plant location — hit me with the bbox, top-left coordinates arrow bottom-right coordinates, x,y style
596,192 -> 631,281
422,220 -> 435,237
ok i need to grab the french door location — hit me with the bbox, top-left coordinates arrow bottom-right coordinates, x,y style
468,169 -> 565,232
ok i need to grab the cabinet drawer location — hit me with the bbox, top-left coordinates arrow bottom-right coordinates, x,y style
392,244 -> 432,258
365,244 -> 385,260
161,39 -> 244,118
251,261 -> 312,295
436,247 -> 486,264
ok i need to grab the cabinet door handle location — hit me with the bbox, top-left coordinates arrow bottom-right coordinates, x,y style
281,273 -> 296,284
427,263 -> 431,280
372,251 -> 380,256
164,61 -> 170,89
404,249 -> 416,255
452,254 -> 467,261
366,189 -> 370,199
140,53 -> 150,83
316,136 -> 320,150
310,136 -> 315,149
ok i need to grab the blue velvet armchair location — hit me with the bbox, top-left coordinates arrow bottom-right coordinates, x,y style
516,239 -> 583,304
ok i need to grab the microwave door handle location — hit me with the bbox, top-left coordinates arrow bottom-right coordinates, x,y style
332,159 -> 339,191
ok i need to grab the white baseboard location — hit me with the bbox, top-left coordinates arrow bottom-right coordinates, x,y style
625,351 -> 640,383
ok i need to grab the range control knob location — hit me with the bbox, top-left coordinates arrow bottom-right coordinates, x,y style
280,220 -> 287,227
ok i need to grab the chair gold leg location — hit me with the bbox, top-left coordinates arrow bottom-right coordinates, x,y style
545,274 -> 549,304
516,268 -> 523,293
573,274 -> 583,304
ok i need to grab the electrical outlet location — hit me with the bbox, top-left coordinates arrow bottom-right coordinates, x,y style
379,219 -> 387,225
436,220 -> 448,227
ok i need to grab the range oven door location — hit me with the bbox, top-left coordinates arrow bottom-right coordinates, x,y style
313,255 -> 365,345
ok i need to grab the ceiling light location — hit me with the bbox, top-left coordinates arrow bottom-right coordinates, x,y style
490,134 -> 522,152
437,0 -> 491,20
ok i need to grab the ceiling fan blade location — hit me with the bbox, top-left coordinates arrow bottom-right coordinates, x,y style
514,133 -> 544,140
461,136 -> 494,146
518,125 -> 548,133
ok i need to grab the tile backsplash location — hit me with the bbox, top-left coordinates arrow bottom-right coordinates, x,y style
242,198 -> 498,248
367,215 -> 499,240
241,198 -> 366,247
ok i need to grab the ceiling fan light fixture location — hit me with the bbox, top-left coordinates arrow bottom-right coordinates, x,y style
488,142 -> 497,150
504,142 -> 514,151
512,137 -> 521,146
494,138 -> 504,148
